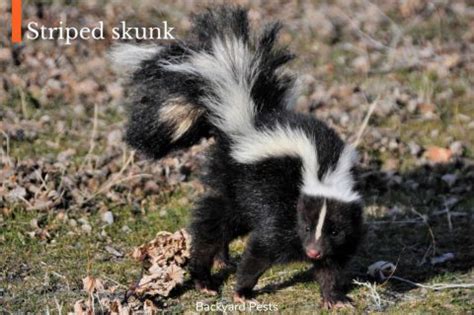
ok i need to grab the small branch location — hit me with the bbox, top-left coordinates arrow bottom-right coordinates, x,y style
19,88 -> 28,119
353,96 -> 379,148
410,207 -> 436,265
81,103 -> 99,170
390,276 -> 474,291
79,173 -> 153,206
442,197 -> 453,232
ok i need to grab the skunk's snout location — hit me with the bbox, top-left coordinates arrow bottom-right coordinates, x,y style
306,248 -> 321,260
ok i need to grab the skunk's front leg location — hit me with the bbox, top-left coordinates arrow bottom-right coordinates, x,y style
234,234 -> 273,302
313,261 -> 353,309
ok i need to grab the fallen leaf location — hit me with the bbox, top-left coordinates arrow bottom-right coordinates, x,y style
105,245 -> 124,258
367,261 -> 396,281
82,276 -> 104,294
430,253 -> 455,265
424,146 -> 452,163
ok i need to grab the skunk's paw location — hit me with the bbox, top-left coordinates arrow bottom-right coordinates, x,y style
322,295 -> 354,310
194,280 -> 218,296
233,292 -> 257,304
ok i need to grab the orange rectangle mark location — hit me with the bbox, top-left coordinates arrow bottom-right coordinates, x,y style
12,0 -> 23,43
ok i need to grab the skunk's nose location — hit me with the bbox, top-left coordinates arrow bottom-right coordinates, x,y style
306,249 -> 321,259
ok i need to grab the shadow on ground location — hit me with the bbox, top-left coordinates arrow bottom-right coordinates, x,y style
179,160 -> 474,297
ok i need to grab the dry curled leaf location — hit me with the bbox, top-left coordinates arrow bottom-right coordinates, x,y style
73,299 -> 93,315
424,146 -> 452,163
82,276 -> 105,294
132,229 -> 191,297
367,261 -> 396,281
430,253 -> 455,265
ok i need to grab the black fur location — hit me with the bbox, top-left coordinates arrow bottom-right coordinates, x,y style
116,6 -> 364,307
125,44 -> 210,159
190,112 -> 363,304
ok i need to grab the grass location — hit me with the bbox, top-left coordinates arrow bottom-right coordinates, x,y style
2,195 -> 472,312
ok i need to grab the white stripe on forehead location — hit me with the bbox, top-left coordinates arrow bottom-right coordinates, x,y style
315,199 -> 327,241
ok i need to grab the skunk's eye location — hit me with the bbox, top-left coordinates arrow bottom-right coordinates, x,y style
305,226 -> 310,232
330,229 -> 339,237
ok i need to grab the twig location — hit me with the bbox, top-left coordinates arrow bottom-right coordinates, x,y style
410,207 -> 436,265
19,88 -> 28,119
368,219 -> 424,225
390,276 -> 474,291
18,195 -> 34,209
0,129 -> 11,158
53,297 -> 63,315
442,197 -> 453,232
353,280 -> 386,309
51,271 -> 71,292
81,103 -> 99,170
364,0 -> 403,48
353,96 -> 379,148
333,8 -> 393,51
79,173 -> 153,206
103,275 -> 128,289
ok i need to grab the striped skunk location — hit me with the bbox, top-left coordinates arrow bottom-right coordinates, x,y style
111,6 -> 363,308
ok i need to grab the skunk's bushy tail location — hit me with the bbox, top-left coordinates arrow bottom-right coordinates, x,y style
110,6 -> 296,159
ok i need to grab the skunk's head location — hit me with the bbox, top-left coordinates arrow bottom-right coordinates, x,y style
296,195 -> 363,261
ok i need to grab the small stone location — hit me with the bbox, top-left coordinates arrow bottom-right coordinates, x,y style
352,55 -> 370,73
407,99 -> 418,113
339,113 -> 350,126
408,141 -> 422,156
449,141 -> 463,156
406,179 -> 419,189
30,218 -> 39,229
78,217 -> 89,225
105,245 -> 124,258
99,229 -> 108,239
418,102 -> 435,115
0,48 -> 11,62
107,130 -> 122,147
121,225 -> 132,233
430,253 -> 455,265
57,149 -> 76,163
388,139 -> 399,151
144,180 -> 160,194
383,158 -> 399,171
101,211 -> 114,225
81,224 -> 92,234
441,174 -> 457,186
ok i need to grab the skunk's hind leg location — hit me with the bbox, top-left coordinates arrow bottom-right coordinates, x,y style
188,195 -> 235,294
234,233 -> 275,302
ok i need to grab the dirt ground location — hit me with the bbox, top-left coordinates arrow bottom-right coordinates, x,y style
1,0 -> 473,313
